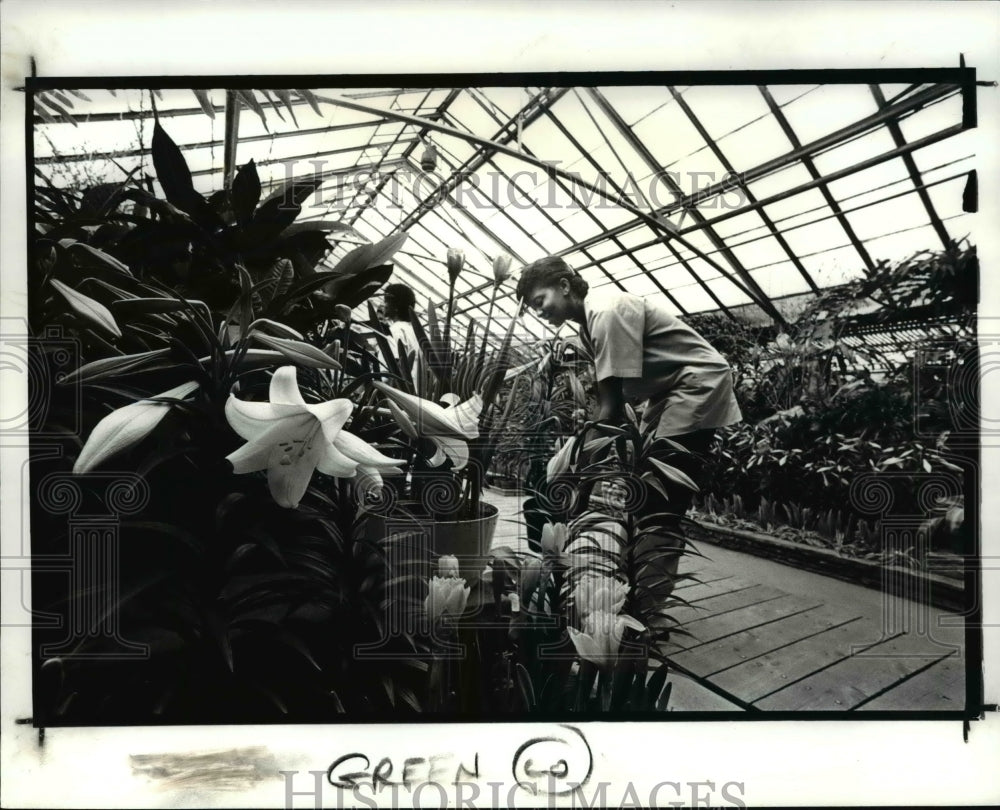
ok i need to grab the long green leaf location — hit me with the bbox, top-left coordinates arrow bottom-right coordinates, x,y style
58,348 -> 172,386
295,88 -> 322,116
252,333 -> 341,370
515,663 -> 537,710
50,278 -> 122,337
272,89 -> 299,125
647,457 -> 700,492
320,264 -> 393,310
151,121 -> 196,211
68,241 -> 133,276
279,221 -> 355,238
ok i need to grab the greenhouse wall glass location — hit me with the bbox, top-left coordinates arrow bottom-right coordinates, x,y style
14,71 -> 987,729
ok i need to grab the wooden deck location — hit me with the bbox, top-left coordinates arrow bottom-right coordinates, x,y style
483,489 -> 968,712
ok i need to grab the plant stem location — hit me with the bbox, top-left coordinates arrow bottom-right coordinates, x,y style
476,287 -> 498,369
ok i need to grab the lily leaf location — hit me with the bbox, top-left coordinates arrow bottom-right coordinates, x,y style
58,348 -> 172,387
67,241 -> 133,276
50,278 -> 122,337
252,333 -> 342,370
647,457 -> 700,492
73,380 -> 200,473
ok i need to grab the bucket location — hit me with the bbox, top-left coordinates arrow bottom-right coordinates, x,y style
365,502 -> 500,587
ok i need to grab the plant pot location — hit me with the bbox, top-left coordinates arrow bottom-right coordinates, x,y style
365,501 -> 500,587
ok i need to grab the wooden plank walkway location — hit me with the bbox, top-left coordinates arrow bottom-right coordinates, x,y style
483,488 -> 968,712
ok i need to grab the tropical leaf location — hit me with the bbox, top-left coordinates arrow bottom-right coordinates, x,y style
329,232 -> 408,277
191,89 -> 216,118
231,159 -> 262,226
316,264 -> 394,311
150,121 -> 219,226
272,89 -> 299,125
295,89 -> 323,116
236,89 -> 269,131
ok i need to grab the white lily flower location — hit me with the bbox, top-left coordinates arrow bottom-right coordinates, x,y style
546,435 -> 577,481
375,382 -> 482,470
568,610 -> 645,670
73,381 -> 200,474
425,575 -> 470,623
572,574 -> 628,618
540,522 -> 569,556
225,366 -> 400,508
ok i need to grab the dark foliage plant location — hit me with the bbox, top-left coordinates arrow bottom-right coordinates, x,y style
689,242 -> 976,562
30,119 -> 425,724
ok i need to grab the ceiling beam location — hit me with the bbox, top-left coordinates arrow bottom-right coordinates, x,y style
569,169 -> 967,284
758,86 -> 878,277
314,87 -> 780,310
348,184 -> 547,343
456,90 -> 675,312
560,81 -> 962,254
32,118 -> 400,166
586,87 -> 779,323
344,89 -> 461,226
539,102 -> 697,314
667,86 -> 820,294
384,87 -> 570,234
869,84 -> 951,249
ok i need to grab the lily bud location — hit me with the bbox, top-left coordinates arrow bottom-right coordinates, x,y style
438,555 -> 460,578
74,381 -> 200,474
492,253 -> 513,286
546,435 -> 577,482
540,522 -> 569,555
568,610 -> 646,671
334,304 -> 352,325
446,248 -> 465,284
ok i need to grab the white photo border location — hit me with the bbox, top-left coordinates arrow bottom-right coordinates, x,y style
2,1 -> 999,807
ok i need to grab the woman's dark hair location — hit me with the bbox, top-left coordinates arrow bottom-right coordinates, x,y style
516,256 -> 589,301
382,283 -> 416,321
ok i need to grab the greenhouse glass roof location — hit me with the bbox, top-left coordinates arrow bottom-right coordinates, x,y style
31,73 -> 979,349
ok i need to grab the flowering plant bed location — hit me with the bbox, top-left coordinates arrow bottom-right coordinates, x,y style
687,516 -> 966,612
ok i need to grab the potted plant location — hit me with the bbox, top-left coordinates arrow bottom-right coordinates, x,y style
366,249 -> 528,581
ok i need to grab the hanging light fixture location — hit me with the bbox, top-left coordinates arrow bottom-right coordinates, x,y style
420,138 -> 438,172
